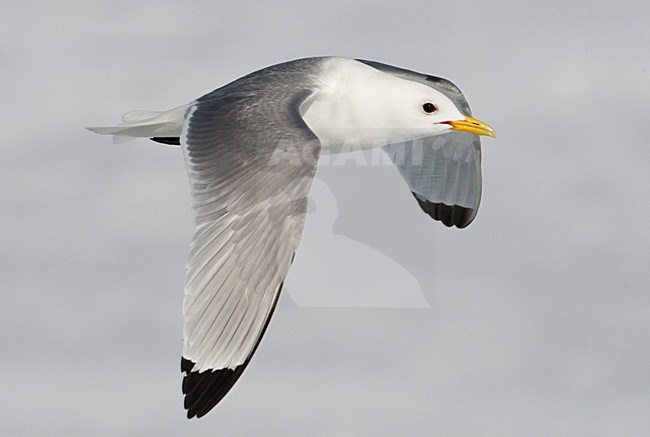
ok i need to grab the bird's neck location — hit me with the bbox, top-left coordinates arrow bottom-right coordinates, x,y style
301,58 -> 417,155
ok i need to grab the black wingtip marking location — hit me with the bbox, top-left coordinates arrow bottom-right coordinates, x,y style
150,137 -> 181,145
412,192 -> 474,229
182,283 -> 284,419
182,358 -> 245,418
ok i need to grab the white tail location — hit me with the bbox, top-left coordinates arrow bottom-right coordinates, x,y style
87,103 -> 191,144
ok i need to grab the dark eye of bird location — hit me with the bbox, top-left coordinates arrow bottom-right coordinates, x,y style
422,103 -> 437,114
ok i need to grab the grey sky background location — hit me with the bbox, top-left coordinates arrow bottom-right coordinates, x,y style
2,1 -> 649,435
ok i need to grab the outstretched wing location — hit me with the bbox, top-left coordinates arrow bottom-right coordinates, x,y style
180,84 -> 320,418
382,132 -> 481,228
358,59 -> 483,228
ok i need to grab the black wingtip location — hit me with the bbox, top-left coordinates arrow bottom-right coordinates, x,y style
181,358 -> 248,418
181,283 -> 284,419
150,137 -> 181,145
412,192 -> 475,229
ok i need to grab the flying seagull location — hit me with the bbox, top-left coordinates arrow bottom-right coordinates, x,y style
87,57 -> 495,419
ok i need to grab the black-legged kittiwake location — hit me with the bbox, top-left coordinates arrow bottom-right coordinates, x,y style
87,57 -> 495,419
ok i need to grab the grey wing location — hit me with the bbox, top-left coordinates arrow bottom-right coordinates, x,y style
382,132 -> 481,228
358,59 -> 483,228
180,89 -> 320,418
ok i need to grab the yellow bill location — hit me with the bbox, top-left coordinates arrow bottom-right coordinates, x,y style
447,116 -> 496,138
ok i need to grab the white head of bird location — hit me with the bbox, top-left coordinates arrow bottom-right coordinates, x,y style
300,58 -> 495,154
